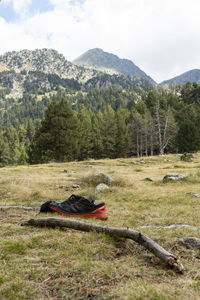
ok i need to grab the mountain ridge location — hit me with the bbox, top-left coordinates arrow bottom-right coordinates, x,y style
0,48 -> 154,99
160,69 -> 200,85
73,48 -> 156,85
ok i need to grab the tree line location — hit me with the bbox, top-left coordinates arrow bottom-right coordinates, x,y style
0,82 -> 200,165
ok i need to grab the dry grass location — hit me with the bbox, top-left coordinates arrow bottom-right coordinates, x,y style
0,154 -> 200,299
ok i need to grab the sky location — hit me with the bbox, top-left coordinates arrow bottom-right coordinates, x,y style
0,0 -> 200,83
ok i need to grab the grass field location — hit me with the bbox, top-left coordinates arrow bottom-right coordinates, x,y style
0,154 -> 200,299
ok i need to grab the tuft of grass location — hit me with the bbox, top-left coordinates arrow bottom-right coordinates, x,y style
184,171 -> 200,184
80,172 -> 127,187
2,240 -> 27,256
174,164 -> 187,169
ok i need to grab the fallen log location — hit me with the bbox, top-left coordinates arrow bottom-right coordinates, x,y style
22,217 -> 184,273
0,206 -> 34,211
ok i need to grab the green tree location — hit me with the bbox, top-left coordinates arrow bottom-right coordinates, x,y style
0,135 -> 10,166
176,119 -> 200,152
102,105 -> 117,158
115,108 -> 130,157
4,126 -> 21,164
91,111 -> 104,159
77,106 -> 93,160
29,99 -> 79,163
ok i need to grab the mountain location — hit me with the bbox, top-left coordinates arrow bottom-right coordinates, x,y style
73,48 -> 156,85
0,48 -> 155,99
0,48 -> 99,82
160,69 -> 200,86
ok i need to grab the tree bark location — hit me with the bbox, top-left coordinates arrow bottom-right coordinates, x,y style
22,217 -> 184,273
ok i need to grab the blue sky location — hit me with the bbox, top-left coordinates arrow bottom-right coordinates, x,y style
0,0 -> 200,82
0,0 -> 54,22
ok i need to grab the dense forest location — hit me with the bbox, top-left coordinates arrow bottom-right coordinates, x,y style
0,81 -> 200,166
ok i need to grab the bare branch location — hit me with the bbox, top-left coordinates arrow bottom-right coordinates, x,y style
22,217 -> 184,273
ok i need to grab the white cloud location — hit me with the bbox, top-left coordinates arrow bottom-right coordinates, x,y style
0,0 -> 200,82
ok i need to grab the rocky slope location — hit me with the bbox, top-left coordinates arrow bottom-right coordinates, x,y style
160,69 -> 200,86
0,48 -> 154,99
0,48 -> 98,82
73,48 -> 156,85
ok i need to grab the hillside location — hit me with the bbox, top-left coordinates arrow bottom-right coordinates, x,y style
0,49 -> 154,100
0,48 -> 98,83
160,69 -> 200,85
1,154 -> 200,299
73,48 -> 156,85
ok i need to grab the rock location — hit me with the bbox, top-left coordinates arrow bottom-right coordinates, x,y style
64,184 -> 80,191
95,173 -> 114,185
144,177 -> 154,182
130,161 -> 137,164
178,237 -> 200,250
192,194 -> 200,198
164,159 -> 173,162
163,174 -> 185,183
63,169 -> 73,173
95,183 -> 109,193
140,160 -> 145,164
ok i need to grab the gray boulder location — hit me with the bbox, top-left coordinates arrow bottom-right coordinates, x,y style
95,183 -> 109,193
178,237 -> 200,250
163,174 -> 185,183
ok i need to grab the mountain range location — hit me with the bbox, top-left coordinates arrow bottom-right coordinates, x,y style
0,48 -> 155,99
0,48 -> 200,100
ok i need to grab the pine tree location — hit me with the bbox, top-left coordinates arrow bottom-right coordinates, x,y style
176,119 -> 200,152
115,108 -> 130,157
4,126 -> 21,164
29,99 -> 79,163
0,135 -> 10,166
101,105 -> 117,158
77,106 -> 93,160
91,112 -> 104,159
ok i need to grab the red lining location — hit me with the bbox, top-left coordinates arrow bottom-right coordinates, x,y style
50,206 -> 108,219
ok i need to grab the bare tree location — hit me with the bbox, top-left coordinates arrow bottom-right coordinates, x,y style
155,102 -> 176,155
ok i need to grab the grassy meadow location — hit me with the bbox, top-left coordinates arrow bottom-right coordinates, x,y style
0,154 -> 200,299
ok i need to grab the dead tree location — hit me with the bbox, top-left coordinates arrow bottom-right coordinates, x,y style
155,103 -> 176,155
22,217 -> 184,273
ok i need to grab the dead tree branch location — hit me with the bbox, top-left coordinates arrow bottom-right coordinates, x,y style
22,217 -> 184,273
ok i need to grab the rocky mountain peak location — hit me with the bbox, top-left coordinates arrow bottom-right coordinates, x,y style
73,48 -> 156,84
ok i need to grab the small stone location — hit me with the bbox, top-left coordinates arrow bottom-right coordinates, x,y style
130,161 -> 137,164
7,192 -> 11,195
63,170 -> 74,173
65,184 -> 80,191
164,159 -> 173,162
140,160 -> 145,164
144,177 -> 154,182
163,174 -> 185,183
95,183 -> 109,193
192,194 -> 200,198
72,184 -> 80,189
178,237 -> 200,250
